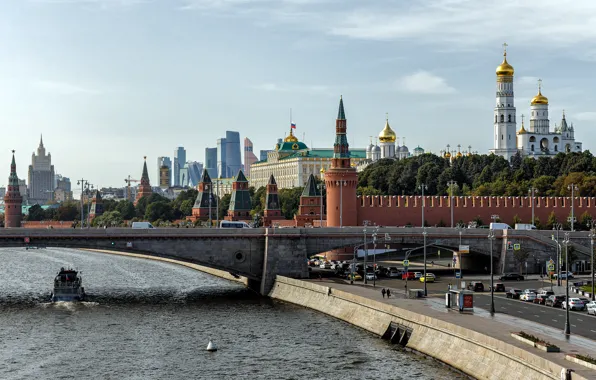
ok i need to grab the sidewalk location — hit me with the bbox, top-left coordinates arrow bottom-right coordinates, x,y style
314,278 -> 596,379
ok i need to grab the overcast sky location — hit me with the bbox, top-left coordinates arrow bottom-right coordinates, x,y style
2,0 -> 596,189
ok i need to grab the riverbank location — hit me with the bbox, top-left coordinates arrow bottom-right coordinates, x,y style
269,276 -> 595,380
83,249 -> 249,286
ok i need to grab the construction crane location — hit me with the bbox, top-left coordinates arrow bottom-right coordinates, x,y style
124,175 -> 140,202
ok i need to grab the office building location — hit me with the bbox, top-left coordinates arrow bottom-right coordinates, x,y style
173,147 -> 186,186
217,138 -> 227,178
28,136 -> 55,205
259,150 -> 271,162
244,137 -> 258,178
157,157 -> 172,187
225,131 -> 242,178
205,147 -> 218,180
187,161 -> 204,187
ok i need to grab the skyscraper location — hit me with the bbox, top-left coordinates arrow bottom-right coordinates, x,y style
259,150 -> 271,162
205,147 -> 218,180
225,131 -> 243,178
28,135 -> 55,205
187,161 -> 204,187
244,137 -> 258,177
157,157 -> 172,187
173,147 -> 186,186
217,138 -> 227,178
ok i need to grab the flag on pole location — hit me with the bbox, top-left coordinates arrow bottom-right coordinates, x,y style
291,122 -> 296,129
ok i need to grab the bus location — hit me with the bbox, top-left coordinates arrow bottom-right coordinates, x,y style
219,221 -> 251,228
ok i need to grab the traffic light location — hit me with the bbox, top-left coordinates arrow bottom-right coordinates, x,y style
111,241 -> 115,246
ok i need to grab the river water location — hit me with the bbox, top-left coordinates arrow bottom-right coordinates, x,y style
0,248 -> 466,380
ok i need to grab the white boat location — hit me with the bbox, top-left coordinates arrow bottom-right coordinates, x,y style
206,341 -> 217,352
51,268 -> 85,302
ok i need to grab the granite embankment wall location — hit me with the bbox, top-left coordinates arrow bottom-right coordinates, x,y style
269,276 -> 589,380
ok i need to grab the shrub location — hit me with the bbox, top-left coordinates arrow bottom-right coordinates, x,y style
576,354 -> 596,365
517,332 -> 559,348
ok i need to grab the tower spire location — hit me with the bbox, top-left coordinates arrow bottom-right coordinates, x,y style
39,134 -> 44,148
337,95 -> 346,120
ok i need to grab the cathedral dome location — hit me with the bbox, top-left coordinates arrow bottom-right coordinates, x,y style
456,151 -> 463,158
378,119 -> 396,143
444,151 -> 451,158
372,145 -> 381,153
531,89 -> 549,105
496,52 -> 514,77
284,129 -> 299,143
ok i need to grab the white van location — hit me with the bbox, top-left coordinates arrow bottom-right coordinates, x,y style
489,223 -> 512,230
515,224 -> 537,230
219,221 -> 251,228
132,222 -> 155,229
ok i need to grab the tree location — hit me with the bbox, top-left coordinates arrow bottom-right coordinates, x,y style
562,245 -> 579,271
580,211 -> 593,231
27,204 -> 45,221
546,211 -> 558,230
93,211 -> 124,227
512,214 -> 522,225
116,200 -> 136,220
533,217 -> 542,230
55,202 -> 79,221
218,194 -> 231,220
179,199 -> 194,217
513,249 -> 531,274
145,201 -> 174,222
279,187 -> 303,219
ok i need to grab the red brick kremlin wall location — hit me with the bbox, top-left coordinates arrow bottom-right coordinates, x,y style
356,196 -> 596,227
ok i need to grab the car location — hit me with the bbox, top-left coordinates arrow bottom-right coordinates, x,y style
346,273 -> 362,281
489,283 -> 506,292
319,262 -> 331,269
554,272 -> 575,280
506,288 -> 522,299
365,272 -> 377,281
499,273 -> 525,281
402,272 -> 416,280
537,290 -> 555,297
387,270 -> 401,278
586,301 -> 596,315
414,272 -> 423,279
545,295 -> 566,307
579,297 -> 590,311
420,273 -> 436,283
468,282 -> 484,292
563,298 -> 584,311
519,289 -> 536,302
534,294 -> 549,305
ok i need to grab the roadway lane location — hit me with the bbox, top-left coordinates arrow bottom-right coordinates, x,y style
473,293 -> 596,340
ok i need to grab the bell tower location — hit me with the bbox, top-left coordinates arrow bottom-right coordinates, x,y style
324,96 -> 358,227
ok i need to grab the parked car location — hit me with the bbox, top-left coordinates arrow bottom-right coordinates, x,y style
490,283 -> 506,292
579,297 -> 590,310
545,295 -> 566,307
537,290 -> 555,297
402,272 -> 416,280
554,272 -> 574,280
420,273 -> 436,283
365,272 -> 377,281
520,290 -> 537,302
387,270 -> 401,278
506,288 -> 522,299
534,294 -> 549,305
468,282 -> 484,292
499,273 -> 525,281
414,272 -> 423,279
586,301 -> 596,315
346,273 -> 362,281
563,298 -> 584,311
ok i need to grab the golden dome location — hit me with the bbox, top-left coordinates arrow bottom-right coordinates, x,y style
444,151 -> 451,158
456,151 -> 462,158
496,52 -> 514,77
531,89 -> 548,105
378,119 -> 396,143
320,167 -> 326,174
284,129 -> 299,143
518,116 -> 527,134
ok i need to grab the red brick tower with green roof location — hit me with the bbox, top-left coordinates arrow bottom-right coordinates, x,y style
89,190 -> 104,222
4,150 -> 22,228
324,96 -> 358,227
263,174 -> 283,226
134,156 -> 153,206
225,169 -> 252,221
295,173 -> 325,227
189,168 -> 217,222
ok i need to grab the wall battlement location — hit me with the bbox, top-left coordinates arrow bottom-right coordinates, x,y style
356,196 -> 596,226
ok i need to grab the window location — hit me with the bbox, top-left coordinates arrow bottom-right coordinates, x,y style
495,115 -> 497,123
500,115 -> 504,123
508,115 -> 512,122
501,134 -> 504,140
554,145 -> 558,152
509,134 -> 511,140
531,144 -> 534,151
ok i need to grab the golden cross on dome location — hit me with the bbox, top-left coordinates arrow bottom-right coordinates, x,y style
502,42 -> 508,55
386,112 -> 389,121
521,114 -> 525,123
538,78 -> 542,91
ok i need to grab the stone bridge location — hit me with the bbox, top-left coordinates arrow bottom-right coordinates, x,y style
0,227 -> 591,293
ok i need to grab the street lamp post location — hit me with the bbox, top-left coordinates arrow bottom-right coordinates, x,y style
208,183 -> 212,228
216,178 -> 221,228
423,227 -> 428,296
373,227 -> 379,288
553,223 -> 563,286
488,229 -> 496,314
363,222 -> 368,284
419,184 -> 427,227
456,223 -> 465,278
528,187 -> 537,226
86,184 -> 94,228
447,180 -> 457,228
563,232 -> 571,335
589,224 -> 596,301
568,184 -> 579,232
76,179 -> 88,229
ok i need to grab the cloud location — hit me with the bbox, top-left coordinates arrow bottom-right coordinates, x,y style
252,82 -> 331,94
34,80 -> 101,95
398,71 -> 455,94
575,112 -> 596,122
30,0 -> 149,7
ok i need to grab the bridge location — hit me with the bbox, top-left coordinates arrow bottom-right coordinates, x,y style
0,227 -> 591,294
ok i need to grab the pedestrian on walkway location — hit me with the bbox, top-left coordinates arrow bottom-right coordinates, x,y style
318,273 -> 322,281
386,289 -> 391,298
448,283 -> 452,291
381,288 -> 386,298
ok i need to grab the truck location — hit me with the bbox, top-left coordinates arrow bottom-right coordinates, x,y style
131,222 -> 155,229
515,223 -> 537,230
489,222 -> 512,230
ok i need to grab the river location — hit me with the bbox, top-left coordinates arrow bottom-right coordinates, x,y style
0,247 -> 467,380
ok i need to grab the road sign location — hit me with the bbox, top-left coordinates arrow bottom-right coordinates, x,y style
24,237 -> 30,243
507,241 -> 513,251
548,264 -> 555,271
514,243 -> 521,251
403,259 -> 410,267
455,271 -> 461,279
459,245 -> 469,253
548,259 -> 555,265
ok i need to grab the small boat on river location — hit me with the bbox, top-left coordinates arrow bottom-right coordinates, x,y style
51,268 -> 86,302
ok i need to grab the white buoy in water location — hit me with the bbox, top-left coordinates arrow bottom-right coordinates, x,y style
206,341 -> 217,352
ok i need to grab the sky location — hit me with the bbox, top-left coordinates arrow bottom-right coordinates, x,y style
2,0 -> 596,189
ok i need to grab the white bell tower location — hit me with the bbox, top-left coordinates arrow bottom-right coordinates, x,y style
490,43 -> 518,161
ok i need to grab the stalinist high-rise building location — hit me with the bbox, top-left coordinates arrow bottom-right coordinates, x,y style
28,135 -> 55,205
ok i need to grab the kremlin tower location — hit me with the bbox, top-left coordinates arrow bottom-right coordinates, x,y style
324,97 -> 358,227
4,151 -> 23,228
134,156 -> 153,205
